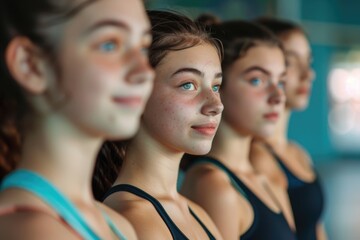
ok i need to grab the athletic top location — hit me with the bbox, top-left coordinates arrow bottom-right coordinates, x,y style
265,145 -> 325,240
186,156 -> 297,240
103,184 -> 216,240
0,169 -> 127,240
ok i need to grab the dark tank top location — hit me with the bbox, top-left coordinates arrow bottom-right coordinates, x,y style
187,156 -> 297,240
103,184 -> 216,240
265,145 -> 325,240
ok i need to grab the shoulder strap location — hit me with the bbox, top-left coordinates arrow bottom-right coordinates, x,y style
0,170 -> 126,240
189,157 -> 249,199
104,184 -> 188,240
188,208 -> 216,240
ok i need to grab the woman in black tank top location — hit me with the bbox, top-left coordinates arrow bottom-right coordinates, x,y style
251,18 -> 327,240
180,20 -> 297,239
93,10 -> 224,240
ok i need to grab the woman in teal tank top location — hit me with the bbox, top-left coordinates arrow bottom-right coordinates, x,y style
0,0 -> 154,239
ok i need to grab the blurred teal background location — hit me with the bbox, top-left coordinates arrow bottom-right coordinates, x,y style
147,1 -> 360,239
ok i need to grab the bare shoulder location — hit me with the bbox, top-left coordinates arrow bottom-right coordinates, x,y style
187,165 -> 240,203
103,193 -> 170,240
289,141 -> 313,166
0,210 -> 79,240
97,202 -> 137,240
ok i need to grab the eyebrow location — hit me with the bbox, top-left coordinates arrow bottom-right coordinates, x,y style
171,67 -> 222,79
83,19 -> 151,37
286,50 -> 313,62
242,66 -> 286,78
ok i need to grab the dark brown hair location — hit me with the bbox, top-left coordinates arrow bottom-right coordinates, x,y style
0,0 -> 98,179
92,10 -> 223,200
210,20 -> 284,74
254,17 -> 305,38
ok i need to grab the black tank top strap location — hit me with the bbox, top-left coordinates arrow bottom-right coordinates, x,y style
188,207 -> 216,240
262,142 -> 307,187
103,184 -> 216,240
188,156 -> 250,200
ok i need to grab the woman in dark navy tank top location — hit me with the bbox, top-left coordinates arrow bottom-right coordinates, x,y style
93,10 -> 224,240
250,18 -> 327,240
0,0 -> 155,239
180,20 -> 296,239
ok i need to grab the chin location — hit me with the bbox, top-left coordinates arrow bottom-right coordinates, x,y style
288,99 -> 309,111
105,122 -> 139,140
184,142 -> 212,156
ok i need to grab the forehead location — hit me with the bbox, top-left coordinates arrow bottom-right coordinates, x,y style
62,0 -> 150,34
232,45 -> 285,71
156,44 -> 221,76
282,31 -> 311,56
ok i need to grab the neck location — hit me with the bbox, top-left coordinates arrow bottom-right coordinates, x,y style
209,121 -> 254,173
266,108 -> 291,148
115,125 -> 183,199
18,114 -> 102,202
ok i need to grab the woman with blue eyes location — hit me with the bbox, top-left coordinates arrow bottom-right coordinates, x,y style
251,18 -> 327,240
180,20 -> 297,240
92,10 -> 223,239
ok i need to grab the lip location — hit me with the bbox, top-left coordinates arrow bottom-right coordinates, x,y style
296,87 -> 310,95
112,96 -> 143,107
191,123 -> 218,136
263,112 -> 279,121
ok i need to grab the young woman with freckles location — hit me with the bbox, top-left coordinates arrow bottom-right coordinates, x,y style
0,0 -> 154,239
251,17 -> 327,240
93,10 -> 224,240
180,20 -> 297,240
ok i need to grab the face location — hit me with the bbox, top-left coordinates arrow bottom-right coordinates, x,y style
46,0 -> 154,139
222,45 -> 286,138
142,43 -> 223,155
280,30 -> 315,110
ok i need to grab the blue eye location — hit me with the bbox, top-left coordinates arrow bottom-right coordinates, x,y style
278,81 -> 286,89
212,85 -> 221,92
99,41 -> 117,52
250,78 -> 262,86
181,82 -> 195,91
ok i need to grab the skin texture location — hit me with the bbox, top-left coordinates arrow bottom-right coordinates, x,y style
250,29 -> 327,240
181,44 -> 296,240
0,0 -> 154,239
104,43 -> 224,240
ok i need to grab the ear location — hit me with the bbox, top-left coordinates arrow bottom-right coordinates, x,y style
5,37 -> 49,94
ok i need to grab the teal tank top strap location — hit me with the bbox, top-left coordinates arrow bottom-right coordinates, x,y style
0,169 -> 127,240
189,157 -> 249,200
102,211 -> 128,239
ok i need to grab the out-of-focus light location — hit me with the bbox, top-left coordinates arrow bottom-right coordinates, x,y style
328,104 -> 355,135
329,68 -> 350,102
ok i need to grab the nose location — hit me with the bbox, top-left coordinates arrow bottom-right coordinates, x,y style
200,89 -> 224,116
126,47 -> 155,85
268,83 -> 285,105
302,67 -> 315,82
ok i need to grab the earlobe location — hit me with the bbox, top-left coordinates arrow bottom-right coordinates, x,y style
5,37 -> 48,94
